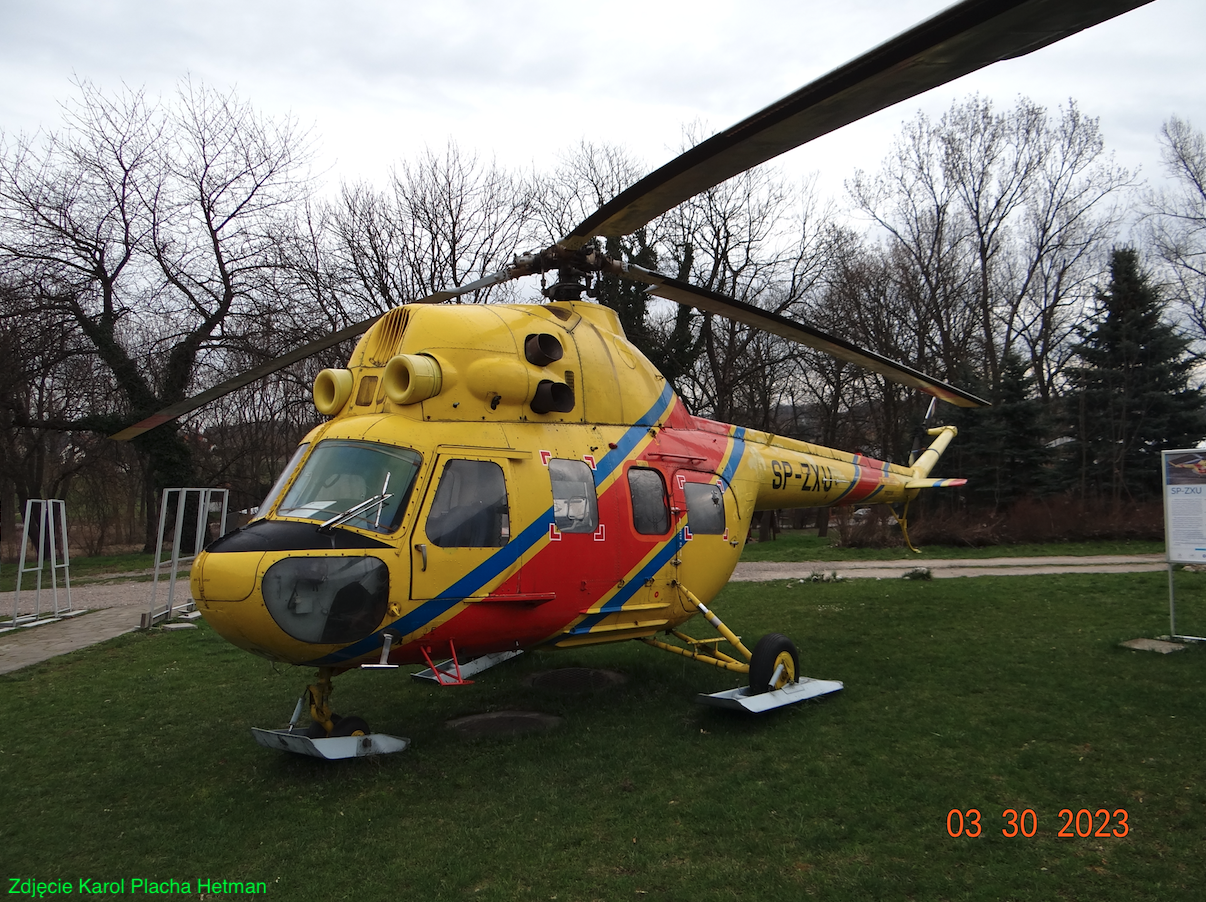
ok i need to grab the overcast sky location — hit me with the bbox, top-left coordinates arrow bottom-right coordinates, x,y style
2,0 -> 1203,216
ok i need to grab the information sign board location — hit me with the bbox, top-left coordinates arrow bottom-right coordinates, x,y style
1162,450 -> 1206,563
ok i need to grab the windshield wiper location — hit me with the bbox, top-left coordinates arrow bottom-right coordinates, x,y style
317,492 -> 393,534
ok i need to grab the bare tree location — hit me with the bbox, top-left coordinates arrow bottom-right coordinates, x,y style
324,143 -> 541,319
0,79 -> 315,546
666,161 -> 846,427
1149,116 -> 1206,353
848,96 -> 1130,404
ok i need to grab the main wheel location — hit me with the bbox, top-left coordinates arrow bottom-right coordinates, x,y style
329,715 -> 370,737
748,633 -> 799,694
305,712 -> 363,738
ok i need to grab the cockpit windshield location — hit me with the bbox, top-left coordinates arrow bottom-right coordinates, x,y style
273,440 -> 422,534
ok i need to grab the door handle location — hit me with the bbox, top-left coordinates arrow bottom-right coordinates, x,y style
414,543 -> 427,572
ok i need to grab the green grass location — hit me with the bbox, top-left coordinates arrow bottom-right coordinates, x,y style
740,531 -> 1165,562
3,569 -> 1204,899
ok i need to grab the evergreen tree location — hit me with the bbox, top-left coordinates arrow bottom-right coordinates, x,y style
1063,248 -> 1206,501
594,229 -> 701,391
949,352 -> 1052,509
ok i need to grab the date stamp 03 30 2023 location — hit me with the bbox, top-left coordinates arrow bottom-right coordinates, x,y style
946,807 -> 1130,839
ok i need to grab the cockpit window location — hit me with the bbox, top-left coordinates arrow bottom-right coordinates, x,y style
252,444 -> 309,522
274,440 -> 422,534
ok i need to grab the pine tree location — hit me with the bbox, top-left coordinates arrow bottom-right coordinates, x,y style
1064,248 -> 1206,501
949,352 -> 1052,509
594,230 -> 701,391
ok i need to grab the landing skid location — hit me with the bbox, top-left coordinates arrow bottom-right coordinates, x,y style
697,677 -> 843,713
251,727 -> 410,759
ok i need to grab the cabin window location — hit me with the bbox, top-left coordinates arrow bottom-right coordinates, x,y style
684,481 -> 726,535
426,460 -> 509,547
628,467 -> 669,535
274,440 -> 422,534
549,459 -> 599,533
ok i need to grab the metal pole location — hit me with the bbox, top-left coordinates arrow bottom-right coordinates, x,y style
46,500 -> 60,616
34,500 -> 47,621
1169,562 -> 1177,639
148,488 -> 173,625
166,489 -> 188,619
55,500 -> 72,615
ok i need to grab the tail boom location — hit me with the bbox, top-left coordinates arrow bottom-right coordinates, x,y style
745,425 -> 963,511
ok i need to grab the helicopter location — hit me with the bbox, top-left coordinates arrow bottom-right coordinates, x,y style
112,0 -> 1155,757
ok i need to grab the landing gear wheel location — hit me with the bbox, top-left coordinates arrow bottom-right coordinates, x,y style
304,712 -> 351,739
749,633 -> 799,694
330,715 -> 370,737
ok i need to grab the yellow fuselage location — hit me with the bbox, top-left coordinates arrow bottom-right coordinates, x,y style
192,302 -> 957,670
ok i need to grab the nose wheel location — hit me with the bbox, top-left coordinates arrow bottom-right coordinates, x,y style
250,667 -> 409,758
302,669 -> 373,737
305,713 -> 370,739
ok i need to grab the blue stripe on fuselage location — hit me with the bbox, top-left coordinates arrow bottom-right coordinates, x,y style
568,526 -> 684,634
304,382 -> 678,666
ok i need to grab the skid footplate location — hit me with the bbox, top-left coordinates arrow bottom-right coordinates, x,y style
251,728 -> 410,759
697,677 -> 843,713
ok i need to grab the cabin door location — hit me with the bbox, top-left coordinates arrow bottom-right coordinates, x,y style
672,470 -> 741,610
410,454 -> 520,602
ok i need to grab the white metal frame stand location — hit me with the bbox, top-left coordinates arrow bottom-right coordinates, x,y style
142,487 -> 228,629
4,499 -> 77,631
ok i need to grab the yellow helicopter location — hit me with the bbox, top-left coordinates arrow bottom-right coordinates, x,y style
113,0 -> 1154,757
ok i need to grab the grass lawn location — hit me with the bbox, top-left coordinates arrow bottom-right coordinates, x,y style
2,570 -> 1203,901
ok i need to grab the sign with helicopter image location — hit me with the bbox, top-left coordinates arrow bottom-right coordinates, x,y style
1162,450 -> 1206,563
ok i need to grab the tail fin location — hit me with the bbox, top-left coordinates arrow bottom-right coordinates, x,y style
909,425 -> 959,481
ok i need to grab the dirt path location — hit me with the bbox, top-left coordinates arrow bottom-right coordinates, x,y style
731,553 -> 1167,582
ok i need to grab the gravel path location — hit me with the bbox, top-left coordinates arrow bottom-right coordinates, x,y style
731,554 -> 1167,581
1,575 -> 189,617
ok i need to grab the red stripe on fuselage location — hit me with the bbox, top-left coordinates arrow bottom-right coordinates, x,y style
411,410 -> 736,658
845,454 -> 891,505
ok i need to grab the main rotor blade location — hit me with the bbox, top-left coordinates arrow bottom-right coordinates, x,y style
108,315 -> 381,441
623,265 -> 988,408
563,0 -> 1153,245
109,270 -> 517,441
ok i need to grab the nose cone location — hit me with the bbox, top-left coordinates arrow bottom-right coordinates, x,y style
260,556 -> 390,645
191,549 -> 278,658
192,547 -> 392,664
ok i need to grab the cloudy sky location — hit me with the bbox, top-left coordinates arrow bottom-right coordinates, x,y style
2,0 -> 1203,212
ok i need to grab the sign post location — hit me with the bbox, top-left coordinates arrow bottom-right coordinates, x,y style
1161,450 -> 1206,642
